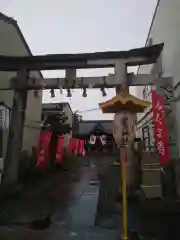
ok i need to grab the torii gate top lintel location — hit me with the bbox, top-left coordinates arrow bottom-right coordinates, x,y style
0,43 -> 163,71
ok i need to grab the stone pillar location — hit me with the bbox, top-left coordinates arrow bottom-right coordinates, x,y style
114,60 -> 127,92
114,60 -> 136,194
65,69 -> 76,84
65,69 -> 76,146
113,112 -> 136,192
3,69 -> 28,185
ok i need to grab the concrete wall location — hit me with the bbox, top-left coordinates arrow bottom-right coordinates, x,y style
136,0 -> 180,155
0,18 -> 42,155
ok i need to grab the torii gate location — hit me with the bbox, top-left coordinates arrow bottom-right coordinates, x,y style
0,43 -> 167,187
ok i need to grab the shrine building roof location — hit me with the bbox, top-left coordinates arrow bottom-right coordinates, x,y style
78,120 -> 113,135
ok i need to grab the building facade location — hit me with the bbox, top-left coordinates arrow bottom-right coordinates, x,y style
76,120 -> 116,152
136,0 -> 180,158
0,13 -> 43,157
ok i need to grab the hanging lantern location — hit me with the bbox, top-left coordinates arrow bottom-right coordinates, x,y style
82,88 -> 87,97
89,135 -> 96,145
100,87 -> 107,97
67,88 -> 72,97
100,134 -> 107,145
80,78 -> 87,97
59,87 -> 63,94
50,89 -> 55,98
100,77 -> 107,97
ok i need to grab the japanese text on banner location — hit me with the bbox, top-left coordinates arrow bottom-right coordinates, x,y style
152,90 -> 169,164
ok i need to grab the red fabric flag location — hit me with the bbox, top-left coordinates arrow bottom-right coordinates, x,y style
56,136 -> 64,163
74,139 -> 80,156
152,90 -> 169,165
82,149 -> 86,156
79,140 -> 86,156
82,140 -> 86,156
68,136 -> 74,154
79,140 -> 83,156
37,131 -> 52,169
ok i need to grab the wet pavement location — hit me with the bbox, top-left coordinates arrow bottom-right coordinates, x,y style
0,156 -> 119,239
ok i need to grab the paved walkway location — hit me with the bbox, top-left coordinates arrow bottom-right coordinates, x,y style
0,156 -> 119,239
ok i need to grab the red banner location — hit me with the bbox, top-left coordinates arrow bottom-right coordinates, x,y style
56,136 -> 64,163
79,140 -> 85,156
152,90 -> 169,164
74,139 -> 80,156
37,131 -> 52,169
68,136 -> 74,154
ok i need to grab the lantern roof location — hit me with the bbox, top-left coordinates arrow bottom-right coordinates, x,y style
99,92 -> 151,113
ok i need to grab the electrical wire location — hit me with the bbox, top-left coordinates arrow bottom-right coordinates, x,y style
75,107 -> 100,113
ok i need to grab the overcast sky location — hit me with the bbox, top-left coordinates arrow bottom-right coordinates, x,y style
2,0 -> 157,120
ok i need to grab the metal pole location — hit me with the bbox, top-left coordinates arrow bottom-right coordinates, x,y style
121,147 -> 128,240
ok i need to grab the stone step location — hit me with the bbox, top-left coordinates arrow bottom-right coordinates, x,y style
142,169 -> 161,186
142,163 -> 161,170
142,152 -> 160,165
141,185 -> 162,199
